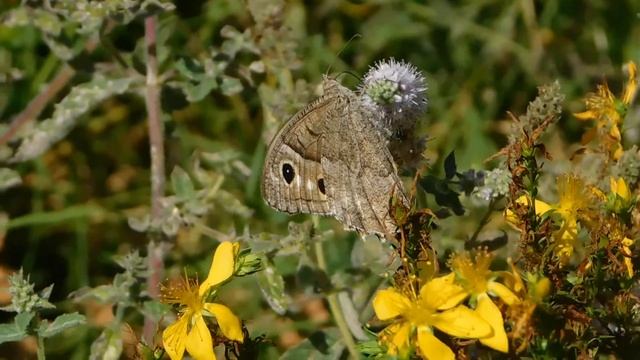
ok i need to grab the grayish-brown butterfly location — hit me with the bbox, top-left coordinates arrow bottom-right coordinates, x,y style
261,77 -> 408,237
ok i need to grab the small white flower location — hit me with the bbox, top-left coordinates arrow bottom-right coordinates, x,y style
359,58 -> 427,136
473,168 -> 511,201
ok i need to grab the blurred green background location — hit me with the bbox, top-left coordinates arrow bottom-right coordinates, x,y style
0,0 -> 639,358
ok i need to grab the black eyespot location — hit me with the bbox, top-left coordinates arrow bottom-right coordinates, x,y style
282,163 -> 295,184
317,178 -> 326,194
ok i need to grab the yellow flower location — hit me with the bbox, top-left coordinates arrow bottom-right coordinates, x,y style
162,242 -> 244,360
449,251 -> 518,353
501,259 -> 550,353
506,175 -> 592,262
610,177 -> 631,201
575,61 -> 637,160
608,176 -> 637,216
373,275 -> 492,360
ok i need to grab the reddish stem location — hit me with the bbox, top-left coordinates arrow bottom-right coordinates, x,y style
143,15 -> 166,345
0,66 -> 75,146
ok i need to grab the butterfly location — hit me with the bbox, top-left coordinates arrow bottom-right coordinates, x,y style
261,78 -> 407,237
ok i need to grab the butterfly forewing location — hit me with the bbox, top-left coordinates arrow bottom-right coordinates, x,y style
261,95 -> 335,216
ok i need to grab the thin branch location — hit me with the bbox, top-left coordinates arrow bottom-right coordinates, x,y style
144,17 -> 165,218
0,36 -> 101,147
143,15 -> 167,345
0,65 -> 75,146
468,197 -> 498,244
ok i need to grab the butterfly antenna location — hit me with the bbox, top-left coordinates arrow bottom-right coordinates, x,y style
325,33 -> 361,77
336,70 -> 362,83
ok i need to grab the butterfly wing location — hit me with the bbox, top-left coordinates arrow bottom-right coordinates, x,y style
320,80 -> 407,236
261,79 -> 407,236
261,95 -> 335,216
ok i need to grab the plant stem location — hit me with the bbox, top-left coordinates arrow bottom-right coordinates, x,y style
0,65 -> 75,146
36,335 -> 45,360
0,36 -> 100,147
314,239 -> 360,359
143,15 -> 167,345
469,198 -> 498,244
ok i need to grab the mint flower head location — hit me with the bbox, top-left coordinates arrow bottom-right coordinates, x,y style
359,58 -> 427,136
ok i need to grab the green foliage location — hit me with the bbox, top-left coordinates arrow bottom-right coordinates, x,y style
0,0 -> 639,358
0,313 -> 33,345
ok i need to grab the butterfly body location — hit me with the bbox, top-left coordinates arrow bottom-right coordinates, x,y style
261,79 -> 407,236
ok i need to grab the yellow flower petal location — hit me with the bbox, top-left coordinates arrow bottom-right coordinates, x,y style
476,293 -> 508,353
420,274 -> 467,310
185,314 -> 216,360
505,258 -> 525,294
506,196 -> 554,223
416,327 -> 455,360
204,303 -> 244,342
380,322 -> 412,356
532,277 -> 552,303
163,313 -> 189,360
574,110 -> 597,120
622,237 -> 635,278
431,306 -> 492,339
373,288 -> 411,320
610,123 -> 622,139
613,144 -> 624,161
622,61 -> 638,105
611,177 -> 630,201
487,281 -> 520,306
438,290 -> 469,311
624,256 -> 634,278
591,187 -> 607,201
199,242 -> 239,296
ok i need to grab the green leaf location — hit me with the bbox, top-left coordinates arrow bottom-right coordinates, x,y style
420,175 -> 465,216
256,256 -> 290,315
11,75 -> 133,162
71,285 -> 121,304
89,327 -> 123,360
358,339 -> 385,356
444,150 -> 457,179
220,76 -> 243,96
0,168 -> 21,192
170,166 -> 195,198
177,79 -> 218,102
14,312 -> 34,331
173,57 -> 220,102
39,284 -> 54,301
175,57 -> 206,82
0,312 -> 33,344
280,328 -> 344,360
219,25 -> 259,57
38,312 -> 86,338
141,300 -> 171,323
7,204 -> 105,230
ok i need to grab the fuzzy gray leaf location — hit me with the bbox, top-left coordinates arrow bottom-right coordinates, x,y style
12,76 -> 133,162
0,168 -> 21,192
0,313 -> 33,344
39,312 -> 86,338
89,327 -> 123,360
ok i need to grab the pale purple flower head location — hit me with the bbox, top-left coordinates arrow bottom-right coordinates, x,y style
359,58 -> 427,136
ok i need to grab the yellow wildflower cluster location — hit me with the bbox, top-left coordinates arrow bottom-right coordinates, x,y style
161,242 -> 245,360
508,174 -> 637,276
507,174 -> 595,263
372,250 -> 535,360
575,62 -> 637,160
